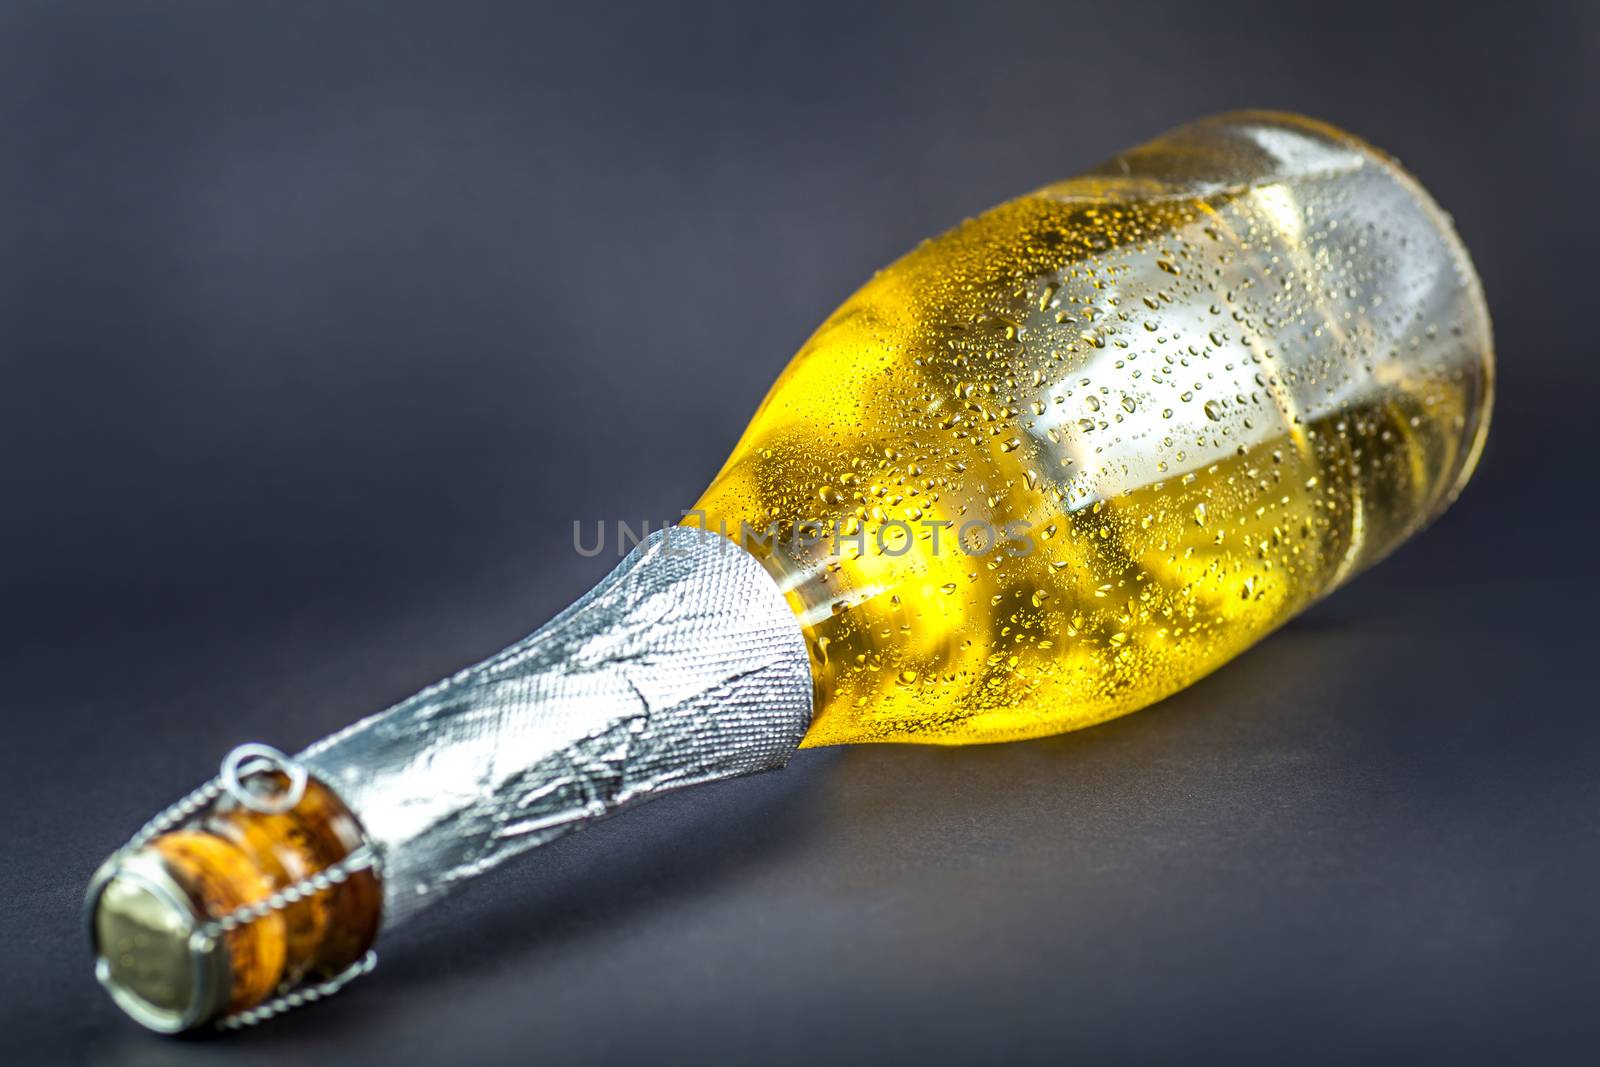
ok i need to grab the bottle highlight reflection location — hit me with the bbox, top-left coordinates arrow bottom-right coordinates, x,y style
695,111 -> 1492,745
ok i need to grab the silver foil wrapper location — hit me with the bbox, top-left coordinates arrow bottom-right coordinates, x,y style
298,529 -> 814,927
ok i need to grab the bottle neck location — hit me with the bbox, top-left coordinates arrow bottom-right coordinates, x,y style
298,527 -> 814,929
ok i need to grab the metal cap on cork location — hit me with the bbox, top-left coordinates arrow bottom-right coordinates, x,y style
86,848 -> 231,1033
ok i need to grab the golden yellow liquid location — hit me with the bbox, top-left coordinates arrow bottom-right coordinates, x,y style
692,112 -> 1493,746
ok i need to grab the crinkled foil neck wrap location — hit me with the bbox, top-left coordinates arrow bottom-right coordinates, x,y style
298,529 -> 813,927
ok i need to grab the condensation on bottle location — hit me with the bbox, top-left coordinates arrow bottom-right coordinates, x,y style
692,111 -> 1493,746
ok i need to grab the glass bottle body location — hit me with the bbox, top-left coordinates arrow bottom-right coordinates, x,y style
693,112 -> 1492,746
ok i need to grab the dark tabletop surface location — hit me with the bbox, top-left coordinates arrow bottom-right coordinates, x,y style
3,3 -> 1596,1064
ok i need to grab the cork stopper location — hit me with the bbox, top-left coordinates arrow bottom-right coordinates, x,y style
87,750 -> 382,1032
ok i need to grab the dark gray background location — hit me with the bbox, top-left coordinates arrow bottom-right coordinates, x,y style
3,2 -> 1596,1064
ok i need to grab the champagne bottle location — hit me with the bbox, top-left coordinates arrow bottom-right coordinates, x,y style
87,111 -> 1491,1032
